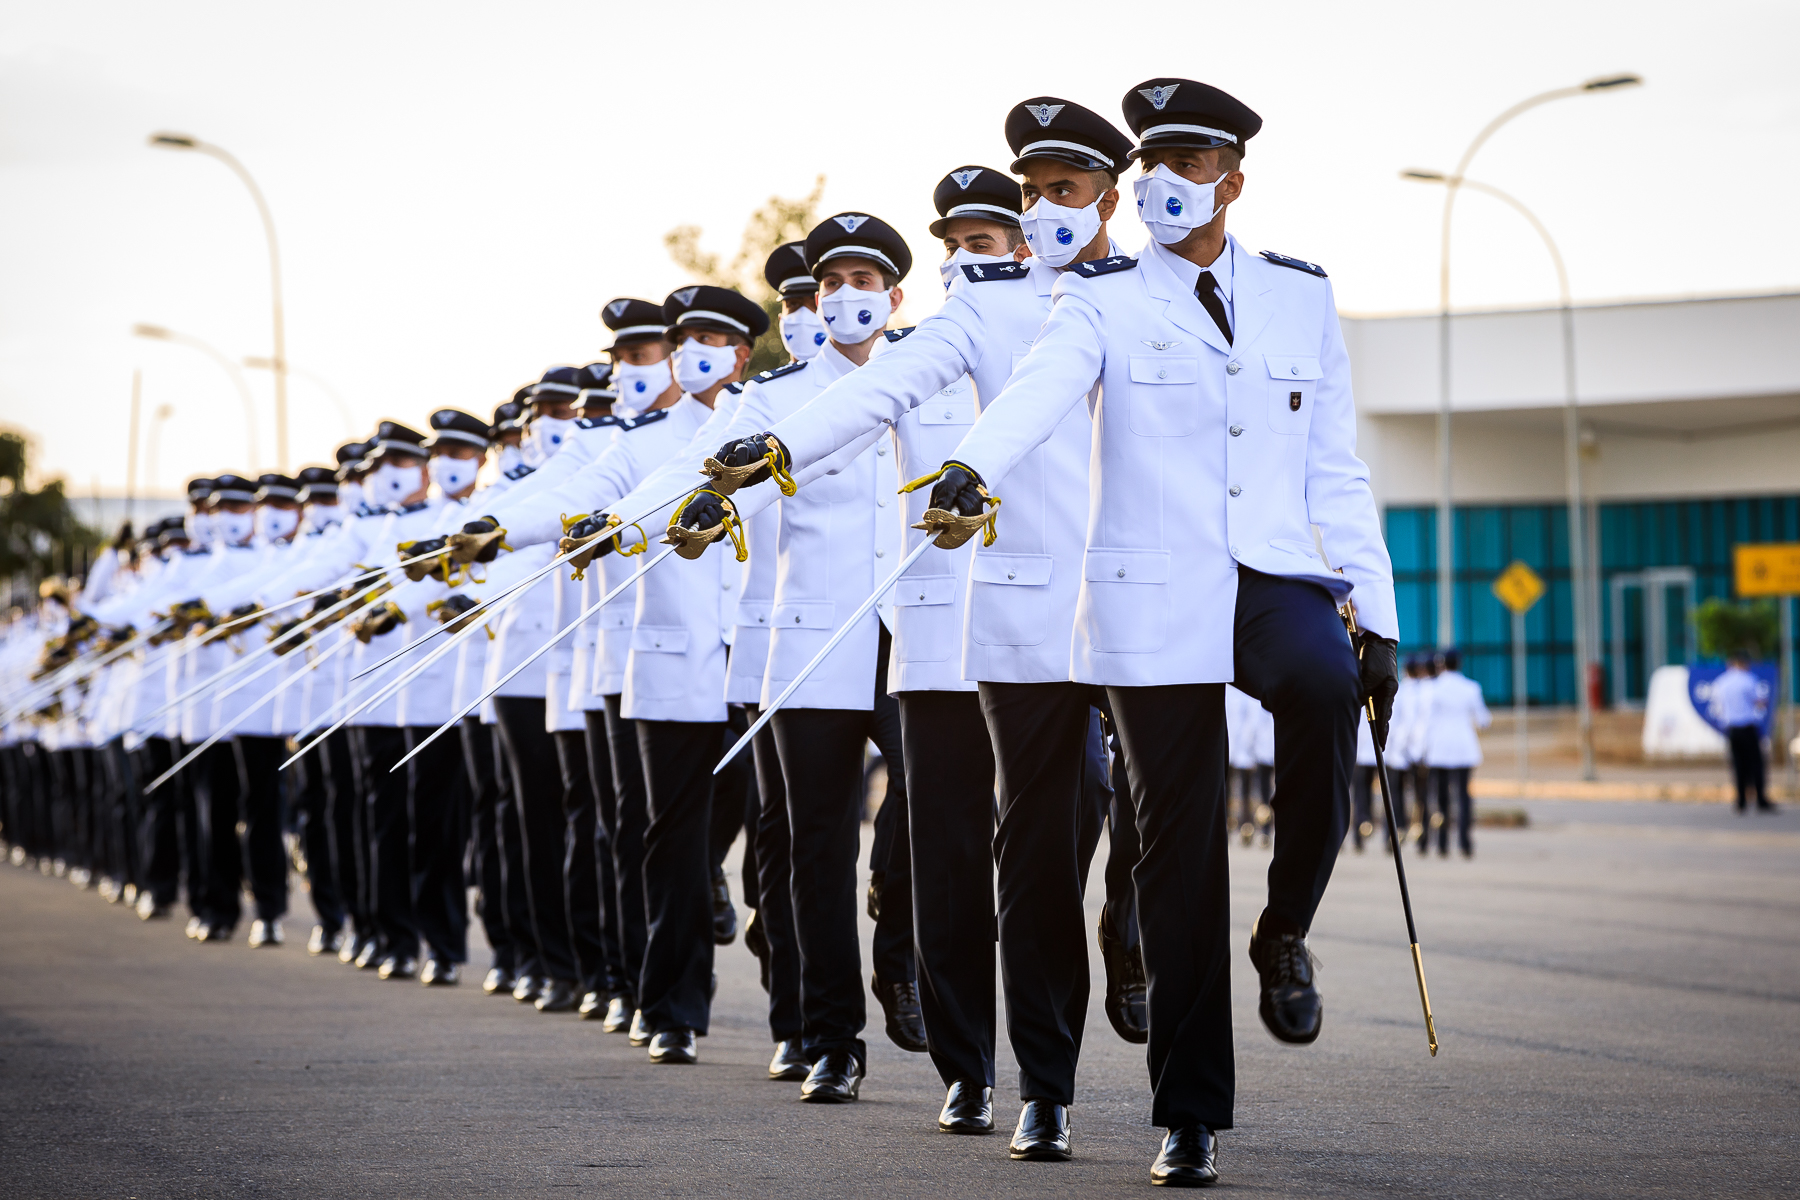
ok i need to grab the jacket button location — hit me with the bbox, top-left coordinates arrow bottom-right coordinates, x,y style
1229,485 -> 1242,497
1226,361 -> 1241,375
1116,568 -> 1126,578
876,549 -> 884,558
1157,369 -> 1168,379
1006,570 -> 1017,580
944,409 -> 954,418
758,616 -> 765,623
877,447 -> 887,456
877,497 -> 886,507
918,592 -> 925,600
794,615 -> 801,623
1291,365 -> 1300,375
1229,425 -> 1243,436
653,640 -> 661,648
1230,545 -> 1240,556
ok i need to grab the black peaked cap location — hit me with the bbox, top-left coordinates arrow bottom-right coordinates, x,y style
425,408 -> 492,449
365,421 -> 427,463
663,284 -> 771,342
601,297 -> 670,349
208,474 -> 257,504
1121,78 -> 1261,160
763,242 -> 818,297
577,363 -> 616,408
533,365 -> 586,404
254,473 -> 301,502
1004,96 -> 1134,175
491,401 -> 526,436
929,165 -> 1023,238
804,212 -> 912,282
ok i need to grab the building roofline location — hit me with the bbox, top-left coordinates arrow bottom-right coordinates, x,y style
1339,287 -> 1800,323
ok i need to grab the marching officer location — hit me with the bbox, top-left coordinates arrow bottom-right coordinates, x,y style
924,78 -> 1401,1186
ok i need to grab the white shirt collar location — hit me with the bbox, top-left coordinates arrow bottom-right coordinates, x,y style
1148,232 -> 1237,301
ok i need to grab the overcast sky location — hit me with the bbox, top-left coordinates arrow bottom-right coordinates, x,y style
1,0 -> 1795,497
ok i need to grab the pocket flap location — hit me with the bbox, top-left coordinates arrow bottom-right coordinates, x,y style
773,601 -> 835,630
891,573 -> 959,607
630,626 -> 689,654
971,553 -> 1053,586
1264,354 -> 1323,381
734,600 -> 773,628
1084,547 -> 1170,584
917,400 -> 977,425
1129,355 -> 1199,384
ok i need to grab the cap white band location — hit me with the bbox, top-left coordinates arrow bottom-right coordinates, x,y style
677,308 -> 751,336
816,244 -> 898,275
534,381 -> 582,396
608,323 -> 666,341
372,438 -> 424,456
255,485 -> 300,500
1016,138 -> 1116,168
577,387 -> 619,404
210,488 -> 255,503
944,202 -> 1021,224
428,428 -> 490,449
1139,122 -> 1238,145
777,274 -> 817,293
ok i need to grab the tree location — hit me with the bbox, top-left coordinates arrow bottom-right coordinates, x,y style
1696,596 -> 1780,661
664,176 -> 826,379
0,429 -> 102,595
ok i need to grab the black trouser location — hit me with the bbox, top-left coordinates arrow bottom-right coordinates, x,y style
98,737 -> 137,890
723,705 -> 760,908
1112,568 -> 1359,1131
189,740 -> 243,927
900,690 -> 997,1090
493,696 -> 577,984
1086,698 -> 1141,949
1428,767 -> 1473,855
1351,765 -> 1375,849
637,718 -> 725,1034
351,726 -> 417,959
595,695 -> 649,999
866,728 -> 914,987
771,628 -> 906,1064
464,718 -> 526,974
323,729 -> 370,941
579,709 -> 627,993
749,707 -> 803,1042
1728,724 -> 1767,810
406,725 -> 471,963
231,736 -> 290,922
134,737 -> 183,908
981,680 -> 1094,1105
552,729 -> 606,993
290,738 -> 343,931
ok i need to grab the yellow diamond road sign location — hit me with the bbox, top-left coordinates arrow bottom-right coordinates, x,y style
1735,543 -> 1800,597
1492,560 -> 1545,615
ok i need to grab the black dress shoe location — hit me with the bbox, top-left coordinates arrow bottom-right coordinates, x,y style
306,924 -> 343,956
1248,915 -> 1322,1044
602,994 -> 634,1033
800,1051 -> 864,1103
648,1029 -> 699,1063
377,954 -> 418,980
577,990 -> 605,1019
768,1039 -> 811,1081
339,933 -> 363,964
1010,1100 -> 1072,1160
482,966 -> 515,995
744,909 -> 771,994
420,958 -> 460,986
627,1008 -> 652,1046
938,1081 -> 995,1134
1099,912 -> 1150,1045
535,978 -> 578,1012
712,866 -> 738,945
512,974 -> 543,1003
1151,1125 -> 1219,1187
354,939 -> 381,970
871,972 -> 928,1052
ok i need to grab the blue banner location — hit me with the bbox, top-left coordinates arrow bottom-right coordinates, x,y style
1687,663 -> 1779,738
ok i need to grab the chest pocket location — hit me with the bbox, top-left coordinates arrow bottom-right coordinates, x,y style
1127,355 -> 1200,437
1264,354 -> 1321,436
917,380 -> 977,426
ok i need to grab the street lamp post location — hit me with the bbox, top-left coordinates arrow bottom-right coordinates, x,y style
132,323 -> 260,467
1402,171 -> 1600,779
144,404 -> 176,501
147,133 -> 289,471
1424,74 -> 1641,661
242,357 -> 359,441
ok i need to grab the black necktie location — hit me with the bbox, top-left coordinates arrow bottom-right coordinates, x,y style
1195,271 -> 1232,345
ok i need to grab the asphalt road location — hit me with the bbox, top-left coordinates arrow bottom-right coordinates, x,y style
2,798 -> 1796,1198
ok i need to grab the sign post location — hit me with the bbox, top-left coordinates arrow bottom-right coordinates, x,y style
1493,561 -> 1546,798
1734,543 -> 1800,793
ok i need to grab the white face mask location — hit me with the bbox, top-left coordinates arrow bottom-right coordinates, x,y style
369,461 -> 424,507
255,506 -> 299,542
779,305 -> 827,360
337,481 -> 364,512
304,501 -> 342,530
429,455 -> 479,497
1019,195 -> 1102,268
496,444 -> 525,474
1133,164 -> 1227,245
524,417 -> 574,467
612,358 -> 673,405
186,511 -> 213,545
672,337 -> 740,394
819,284 -> 892,345
215,510 -> 255,545
939,247 -> 1015,289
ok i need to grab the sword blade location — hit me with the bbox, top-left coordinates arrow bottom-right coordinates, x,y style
714,536 -> 931,776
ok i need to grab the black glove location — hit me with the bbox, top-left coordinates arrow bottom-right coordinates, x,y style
434,594 -> 479,624
227,602 -> 261,622
674,491 -> 729,534
927,461 -> 988,517
714,432 -> 786,487
268,618 -> 307,655
1356,631 -> 1400,750
450,518 -> 505,563
565,514 -> 616,555
310,592 -> 339,617
400,536 -> 451,580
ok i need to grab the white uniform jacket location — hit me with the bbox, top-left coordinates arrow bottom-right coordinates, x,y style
1422,670 -> 1490,768
770,258 -> 1100,686
345,500 -> 448,727
951,235 -> 1398,688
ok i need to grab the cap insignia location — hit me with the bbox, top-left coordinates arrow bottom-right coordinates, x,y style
606,300 -> 630,318
950,168 -> 981,190
673,286 -> 700,306
1025,103 -> 1064,128
1139,83 -> 1180,111
834,214 -> 869,233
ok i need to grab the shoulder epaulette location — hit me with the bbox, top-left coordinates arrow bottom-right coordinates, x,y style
724,381 -> 743,395
754,360 -> 809,383
1071,255 -> 1139,277
960,261 -> 1030,282
884,326 -> 917,342
1259,250 -> 1327,278
618,408 -> 671,431
576,414 -> 622,430
502,464 -> 536,481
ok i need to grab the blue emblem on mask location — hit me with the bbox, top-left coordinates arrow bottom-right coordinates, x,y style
1055,227 -> 1073,246
813,331 -> 827,346
1166,196 -> 1183,216
857,309 -> 873,325
698,360 -> 712,374
633,380 -> 648,393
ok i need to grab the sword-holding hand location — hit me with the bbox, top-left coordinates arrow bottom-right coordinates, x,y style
448,518 -> 508,564
704,432 -> 789,494
1355,630 -> 1400,749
